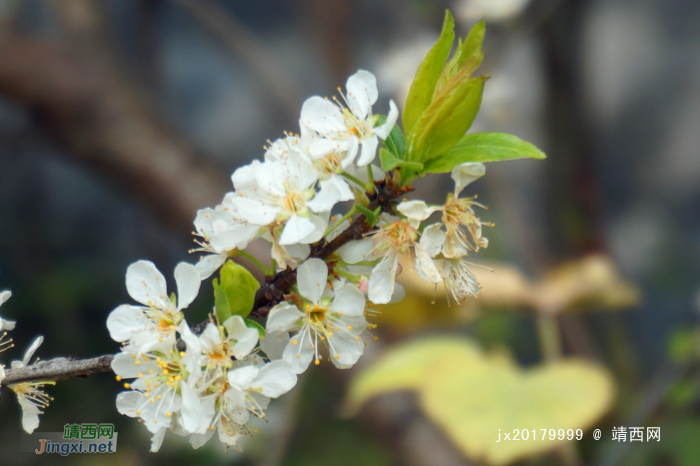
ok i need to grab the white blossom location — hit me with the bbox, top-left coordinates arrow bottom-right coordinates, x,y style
113,323 -> 201,435
0,290 -> 15,332
300,70 -> 398,167
229,153 -> 332,248
266,259 -> 368,373
193,194 -> 261,279
8,336 -> 53,434
366,218 -> 440,304
107,261 -> 201,355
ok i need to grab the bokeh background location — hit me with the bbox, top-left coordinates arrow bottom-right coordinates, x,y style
1,0 -> 700,465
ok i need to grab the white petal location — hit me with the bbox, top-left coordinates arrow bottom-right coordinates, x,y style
368,252 -> 399,304
194,254 -> 226,280
397,200 -> 439,225
337,239 -> 374,264
0,317 -> 15,332
296,258 -> 328,304
285,243 -> 311,261
210,223 -> 260,253
307,177 -> 354,213
18,396 -> 42,434
116,390 -> 143,417
252,360 -> 298,398
329,284 -> 365,317
389,283 -> 406,303
225,316 -> 259,359
420,223 -> 447,257
414,245 -> 441,283
231,163 -> 257,192
300,96 -> 346,134
266,303 -> 304,334
0,290 -> 11,306
174,262 -> 200,310
280,215 -> 316,245
106,305 -> 147,342
374,99 -> 399,139
451,162 -> 486,196
111,352 -> 159,378
260,331 -> 290,360
190,426 -> 215,449
22,336 -> 43,367
282,332 -> 314,374
179,382 -> 202,434
229,196 -> 279,226
223,388 -> 249,425
150,428 -> 167,452
126,260 -> 170,310
346,70 -> 378,120
299,212 -> 330,244
328,331 -> 365,369
356,135 -> 378,167
228,364 -> 259,391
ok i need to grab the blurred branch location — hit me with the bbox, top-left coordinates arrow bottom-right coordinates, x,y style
170,0 -> 302,123
0,25 -> 229,231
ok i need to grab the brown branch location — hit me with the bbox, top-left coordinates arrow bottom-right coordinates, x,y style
2,354 -> 113,386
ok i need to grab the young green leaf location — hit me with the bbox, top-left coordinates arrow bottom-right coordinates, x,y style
244,318 -> 266,339
356,205 -> 379,227
213,280 -> 231,323
214,260 -> 261,321
380,148 -> 424,172
421,132 -> 547,174
406,75 -> 485,163
384,124 -> 406,158
402,10 -> 455,136
434,20 -> 485,96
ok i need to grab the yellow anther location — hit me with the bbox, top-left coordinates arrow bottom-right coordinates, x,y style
135,360 -> 141,365
334,355 -> 340,359
179,351 -> 186,357
123,383 -> 130,389
347,326 -> 353,330
315,360 -> 320,365
115,376 -> 122,381
138,373 -> 143,378
292,340 -> 298,345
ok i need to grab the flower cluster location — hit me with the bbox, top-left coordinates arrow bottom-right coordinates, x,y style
0,290 -> 53,435
103,69 -> 492,451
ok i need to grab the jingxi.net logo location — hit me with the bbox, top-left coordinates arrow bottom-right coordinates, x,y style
20,423 -> 117,456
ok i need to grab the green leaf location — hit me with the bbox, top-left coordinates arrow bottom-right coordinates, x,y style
406,76 -> 485,163
213,280 -> 231,323
384,124 -> 406,158
357,205 -> 379,227
402,10 -> 455,136
213,260 -> 260,322
435,20 -> 485,96
244,318 -> 266,339
379,148 -> 424,172
422,132 -> 547,174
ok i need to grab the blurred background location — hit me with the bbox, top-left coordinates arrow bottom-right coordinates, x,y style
1,0 -> 700,465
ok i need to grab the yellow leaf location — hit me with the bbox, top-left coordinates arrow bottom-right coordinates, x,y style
342,337 -> 481,416
534,254 -> 641,313
420,354 -> 615,465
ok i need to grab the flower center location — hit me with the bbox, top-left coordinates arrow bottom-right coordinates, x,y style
306,305 -> 328,324
283,190 -> 306,214
314,152 -> 344,176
